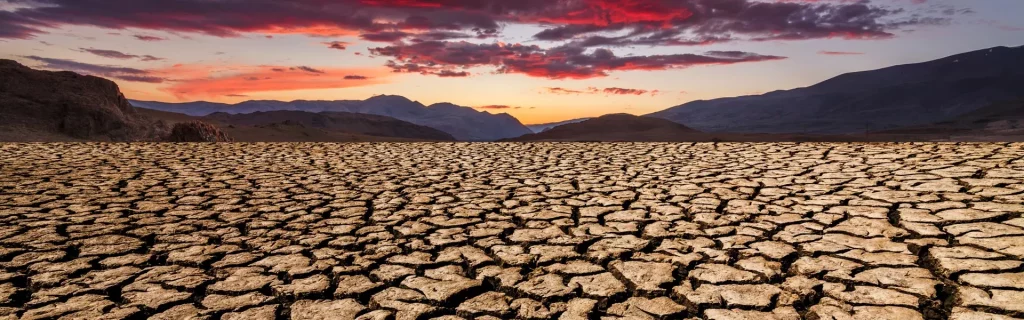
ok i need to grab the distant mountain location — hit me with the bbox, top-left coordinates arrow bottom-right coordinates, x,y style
138,108 -> 455,142
0,59 -> 167,141
131,96 -> 532,141
506,114 -> 710,141
526,118 -> 593,133
649,45 -> 1024,134
204,110 -> 455,141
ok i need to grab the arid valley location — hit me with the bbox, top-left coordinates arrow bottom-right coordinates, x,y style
2,0 -> 1024,319
2,142 -> 1023,319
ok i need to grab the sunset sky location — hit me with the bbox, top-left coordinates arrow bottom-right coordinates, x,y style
1,0 -> 1022,124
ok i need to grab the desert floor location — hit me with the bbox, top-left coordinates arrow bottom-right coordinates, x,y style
1,143 -> 1023,320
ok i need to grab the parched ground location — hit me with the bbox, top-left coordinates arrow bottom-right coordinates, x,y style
1,143 -> 1023,320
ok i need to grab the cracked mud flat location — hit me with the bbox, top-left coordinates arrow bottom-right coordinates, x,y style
1,142 -> 1023,320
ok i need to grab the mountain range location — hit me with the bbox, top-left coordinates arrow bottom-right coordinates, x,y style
649,45 -> 1024,134
3,45 -> 1023,142
137,108 -> 457,142
0,59 -> 460,142
131,97 -> 532,141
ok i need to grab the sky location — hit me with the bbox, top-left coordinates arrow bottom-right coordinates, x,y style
1,0 -> 1022,124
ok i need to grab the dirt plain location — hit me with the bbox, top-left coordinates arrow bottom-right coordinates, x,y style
1,142 -> 1023,320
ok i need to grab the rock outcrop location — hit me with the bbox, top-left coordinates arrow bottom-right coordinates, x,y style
0,59 -> 166,141
166,121 -> 233,142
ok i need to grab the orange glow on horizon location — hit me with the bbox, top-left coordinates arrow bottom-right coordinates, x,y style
147,64 -> 390,100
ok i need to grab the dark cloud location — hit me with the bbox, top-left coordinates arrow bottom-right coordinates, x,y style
116,75 -> 166,83
476,105 -> 518,109
291,66 -> 325,74
545,87 -> 594,95
410,31 -> 473,42
360,31 -> 412,42
436,70 -> 469,77
545,86 -> 659,96
0,0 -> 959,80
80,48 -> 137,59
533,24 -> 616,41
372,41 -> 785,79
0,11 -> 46,39
344,75 -> 369,80
21,56 -> 164,83
133,35 -> 167,41
324,41 -> 349,50
79,48 -> 164,61
225,94 -> 249,97
603,87 -> 649,95
521,0 -> 945,46
0,0 -> 952,46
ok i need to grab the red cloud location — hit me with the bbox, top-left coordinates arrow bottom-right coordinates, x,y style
476,105 -> 518,109
0,0 -> 959,83
527,0 -> 694,27
603,87 -> 648,95
372,41 -> 786,79
0,0 -> 953,47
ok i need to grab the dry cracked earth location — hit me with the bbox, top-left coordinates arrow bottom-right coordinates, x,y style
1,142 -> 1023,320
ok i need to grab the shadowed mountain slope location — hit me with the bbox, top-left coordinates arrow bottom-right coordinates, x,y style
137,108 -> 455,142
203,110 -> 455,141
871,99 -> 1024,140
649,45 -> 1024,134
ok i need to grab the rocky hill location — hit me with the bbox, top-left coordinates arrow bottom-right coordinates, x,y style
0,59 -> 166,141
167,121 -> 233,142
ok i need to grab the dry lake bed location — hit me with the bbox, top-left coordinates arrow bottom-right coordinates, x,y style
1,142 -> 1023,320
